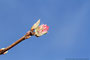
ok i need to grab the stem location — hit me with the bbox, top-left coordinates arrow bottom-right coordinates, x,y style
0,30 -> 34,55
5,36 -> 26,51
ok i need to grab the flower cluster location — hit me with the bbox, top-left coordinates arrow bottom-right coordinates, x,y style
31,19 -> 49,37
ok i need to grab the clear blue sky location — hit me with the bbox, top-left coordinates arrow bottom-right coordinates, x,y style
0,0 -> 90,60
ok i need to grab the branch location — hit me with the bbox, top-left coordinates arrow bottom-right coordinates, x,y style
0,19 -> 49,55
0,30 -> 34,55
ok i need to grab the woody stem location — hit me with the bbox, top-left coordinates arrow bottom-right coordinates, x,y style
0,30 -> 35,55
5,36 -> 26,51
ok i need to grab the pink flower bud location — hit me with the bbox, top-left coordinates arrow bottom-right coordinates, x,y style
35,24 -> 49,37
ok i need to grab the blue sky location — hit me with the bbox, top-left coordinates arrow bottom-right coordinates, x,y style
0,0 -> 90,60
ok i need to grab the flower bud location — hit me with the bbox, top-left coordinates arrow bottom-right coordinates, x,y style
35,24 -> 49,37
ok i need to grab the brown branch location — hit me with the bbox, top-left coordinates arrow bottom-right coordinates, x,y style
0,19 -> 42,55
0,30 -> 35,55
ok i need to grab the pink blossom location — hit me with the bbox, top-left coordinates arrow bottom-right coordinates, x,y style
35,24 -> 49,37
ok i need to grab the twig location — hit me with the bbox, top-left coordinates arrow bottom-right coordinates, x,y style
0,30 -> 35,55
0,19 -> 49,55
